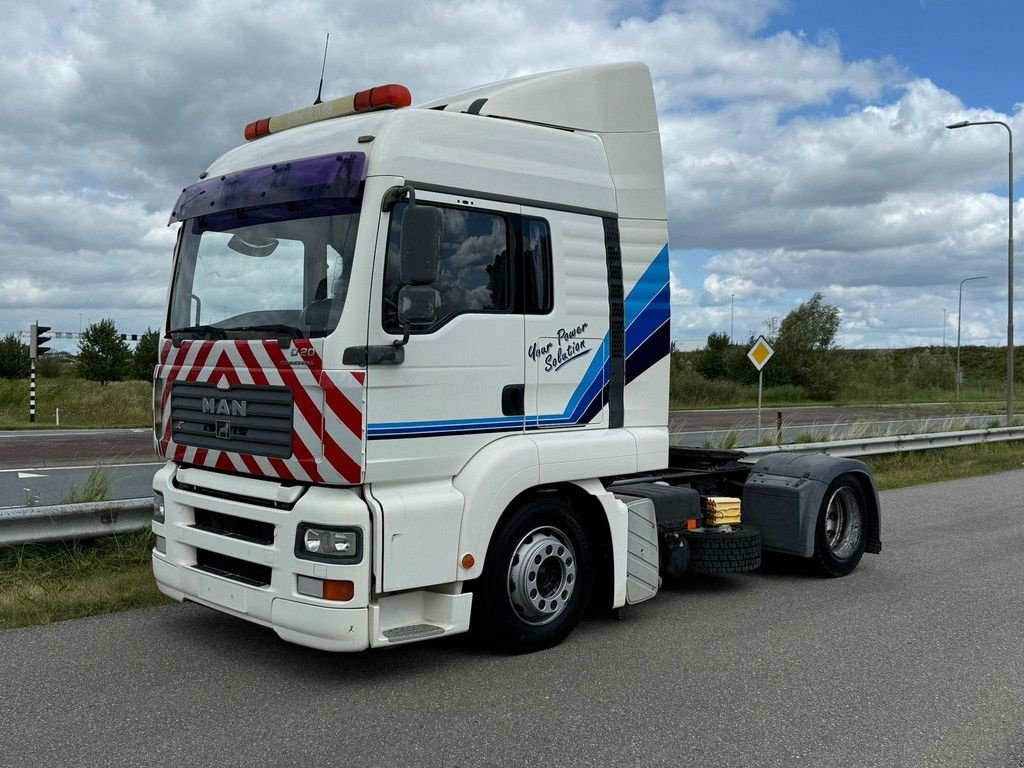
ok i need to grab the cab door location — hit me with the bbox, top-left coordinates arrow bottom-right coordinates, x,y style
523,208 -> 610,431
363,191 -> 525,483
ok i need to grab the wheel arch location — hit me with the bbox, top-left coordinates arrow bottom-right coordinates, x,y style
453,436 -> 628,605
474,480 -> 622,607
744,453 -> 881,558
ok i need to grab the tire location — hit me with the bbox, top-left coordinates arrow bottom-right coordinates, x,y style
473,496 -> 593,653
812,476 -> 867,577
682,524 -> 762,575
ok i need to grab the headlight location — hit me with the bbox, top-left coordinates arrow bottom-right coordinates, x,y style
295,524 -> 362,563
152,492 -> 165,524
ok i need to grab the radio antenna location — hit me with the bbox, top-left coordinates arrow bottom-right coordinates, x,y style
313,33 -> 330,105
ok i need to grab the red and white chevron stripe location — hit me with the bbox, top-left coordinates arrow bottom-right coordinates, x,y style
156,339 -> 365,484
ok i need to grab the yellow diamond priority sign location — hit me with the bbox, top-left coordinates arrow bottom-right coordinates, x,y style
747,335 -> 774,371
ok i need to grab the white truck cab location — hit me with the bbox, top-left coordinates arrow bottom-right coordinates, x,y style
152,63 -> 881,653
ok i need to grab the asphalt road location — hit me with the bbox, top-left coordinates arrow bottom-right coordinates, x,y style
0,462 -> 161,507
1,470 -> 1022,767
0,428 -> 155,469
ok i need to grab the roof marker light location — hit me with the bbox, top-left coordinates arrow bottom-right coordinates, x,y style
244,84 -> 412,140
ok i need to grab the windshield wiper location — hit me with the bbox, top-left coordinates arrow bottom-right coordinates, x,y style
169,323 -> 302,348
231,324 -> 303,338
170,324 -> 227,341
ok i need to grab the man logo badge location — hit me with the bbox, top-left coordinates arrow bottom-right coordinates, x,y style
216,420 -> 232,440
202,397 -> 247,417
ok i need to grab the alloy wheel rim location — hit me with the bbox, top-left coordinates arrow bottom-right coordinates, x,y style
507,526 -> 577,626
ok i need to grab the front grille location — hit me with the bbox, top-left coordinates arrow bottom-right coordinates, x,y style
174,477 -> 303,510
192,508 -> 275,546
195,549 -> 271,587
171,383 -> 293,458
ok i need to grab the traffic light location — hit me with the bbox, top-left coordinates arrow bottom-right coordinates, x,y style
30,323 -> 52,359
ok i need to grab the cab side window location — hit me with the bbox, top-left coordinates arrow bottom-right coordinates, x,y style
523,217 -> 552,314
383,202 -> 512,333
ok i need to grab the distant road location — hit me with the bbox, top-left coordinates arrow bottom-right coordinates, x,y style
0,462 -> 160,508
0,428 -> 156,469
0,404 -> 993,469
668,403 -> 982,432
667,403 -> 997,447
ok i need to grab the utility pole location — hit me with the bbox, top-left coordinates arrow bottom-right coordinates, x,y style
946,119 -> 1014,421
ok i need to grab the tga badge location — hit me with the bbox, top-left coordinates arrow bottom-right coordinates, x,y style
528,323 -> 592,373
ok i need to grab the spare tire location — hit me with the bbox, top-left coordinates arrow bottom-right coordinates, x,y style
682,524 -> 762,575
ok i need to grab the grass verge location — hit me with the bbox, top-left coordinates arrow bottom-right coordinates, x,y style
0,378 -> 151,429
0,532 -> 170,631
862,441 -> 1024,491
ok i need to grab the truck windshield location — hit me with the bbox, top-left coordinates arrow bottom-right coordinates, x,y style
167,204 -> 360,340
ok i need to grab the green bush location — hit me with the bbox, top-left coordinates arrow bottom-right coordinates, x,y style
0,334 -> 29,379
0,378 -> 151,428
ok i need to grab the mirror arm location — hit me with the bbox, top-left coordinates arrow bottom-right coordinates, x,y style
381,184 -> 416,212
393,322 -> 411,348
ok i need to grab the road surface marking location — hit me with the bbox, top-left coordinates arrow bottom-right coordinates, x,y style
0,461 -> 163,474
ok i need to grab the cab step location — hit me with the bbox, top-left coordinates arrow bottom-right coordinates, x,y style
382,624 -> 446,643
369,589 -> 472,648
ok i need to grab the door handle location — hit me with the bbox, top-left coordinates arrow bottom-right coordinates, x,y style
502,384 -> 524,416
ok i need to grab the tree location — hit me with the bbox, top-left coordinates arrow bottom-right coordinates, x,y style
695,332 -> 752,382
770,292 -> 842,399
0,333 -> 29,379
133,328 -> 161,381
695,332 -> 732,380
78,319 -> 131,385
775,292 -> 841,354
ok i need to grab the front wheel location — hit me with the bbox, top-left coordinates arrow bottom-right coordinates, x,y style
473,497 -> 592,653
813,476 -> 867,577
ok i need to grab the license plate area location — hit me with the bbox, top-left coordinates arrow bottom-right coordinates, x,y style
194,571 -> 249,613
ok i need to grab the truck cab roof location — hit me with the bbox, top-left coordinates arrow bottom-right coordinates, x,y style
201,61 -> 665,221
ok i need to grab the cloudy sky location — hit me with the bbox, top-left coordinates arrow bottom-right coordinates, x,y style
1,0 -> 1020,352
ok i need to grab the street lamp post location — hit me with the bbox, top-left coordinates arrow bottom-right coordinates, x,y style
946,120 -> 1015,421
730,294 -> 734,341
956,275 -> 987,402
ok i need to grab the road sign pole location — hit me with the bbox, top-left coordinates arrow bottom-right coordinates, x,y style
747,335 -> 774,444
757,370 -> 763,441
29,357 -> 36,424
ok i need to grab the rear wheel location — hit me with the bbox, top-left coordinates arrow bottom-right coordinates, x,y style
813,476 -> 866,577
473,497 -> 592,653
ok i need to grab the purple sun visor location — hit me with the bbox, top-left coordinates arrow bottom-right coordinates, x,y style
168,152 -> 367,224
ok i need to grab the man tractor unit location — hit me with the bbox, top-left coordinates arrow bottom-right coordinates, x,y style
151,62 -> 880,652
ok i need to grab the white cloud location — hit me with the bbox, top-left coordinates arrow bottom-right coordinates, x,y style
0,0 -> 1017,351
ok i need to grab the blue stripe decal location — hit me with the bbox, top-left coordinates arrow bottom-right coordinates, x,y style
626,284 -> 670,358
624,245 -> 669,330
368,245 -> 671,439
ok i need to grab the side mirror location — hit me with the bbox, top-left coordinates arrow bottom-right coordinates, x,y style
398,285 -> 440,326
399,205 -> 443,285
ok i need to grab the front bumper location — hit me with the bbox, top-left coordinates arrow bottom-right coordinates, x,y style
152,463 -> 371,652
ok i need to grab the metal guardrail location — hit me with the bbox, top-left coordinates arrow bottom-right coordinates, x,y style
1,426 -> 1022,546
0,498 -> 150,547
740,425 -> 1024,458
